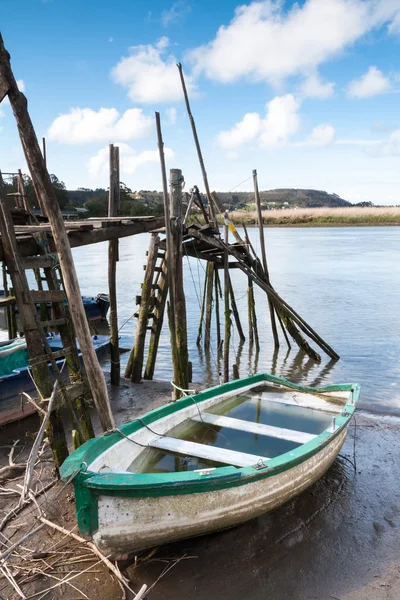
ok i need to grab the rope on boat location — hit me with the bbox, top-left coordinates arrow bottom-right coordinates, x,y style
171,381 -> 199,396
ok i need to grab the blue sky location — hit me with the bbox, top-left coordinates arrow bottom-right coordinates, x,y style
1,0 -> 400,203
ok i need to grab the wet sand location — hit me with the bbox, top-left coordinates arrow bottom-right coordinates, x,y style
1,378 -> 399,599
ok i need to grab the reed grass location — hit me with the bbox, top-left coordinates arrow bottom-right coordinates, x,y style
224,206 -> 400,226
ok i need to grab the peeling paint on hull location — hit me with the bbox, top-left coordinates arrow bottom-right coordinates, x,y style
94,428 -> 347,556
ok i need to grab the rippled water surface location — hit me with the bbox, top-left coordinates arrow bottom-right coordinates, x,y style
6,226 -> 399,415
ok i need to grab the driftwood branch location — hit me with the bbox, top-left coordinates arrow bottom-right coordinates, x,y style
39,517 -> 148,599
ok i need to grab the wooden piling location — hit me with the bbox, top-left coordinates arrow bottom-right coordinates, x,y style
223,213 -> 231,382
228,276 -> 245,343
253,169 -> 279,349
214,265 -> 222,350
196,272 -> 207,346
169,168 -> 189,399
0,35 -> 115,431
177,63 -> 218,229
108,144 -> 120,385
204,261 -> 214,352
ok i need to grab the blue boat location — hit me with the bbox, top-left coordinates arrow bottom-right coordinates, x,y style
0,292 -> 110,329
0,333 -> 110,426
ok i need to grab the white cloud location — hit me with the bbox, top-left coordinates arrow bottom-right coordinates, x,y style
48,107 -> 152,144
188,0 -> 400,86
365,129 -> 400,157
300,73 -> 335,98
217,112 -> 261,149
347,66 -> 391,98
161,1 -> 191,27
227,151 -> 239,160
259,94 -> 300,147
217,94 -> 300,150
111,37 -> 196,103
306,124 -> 336,146
388,11 -> 400,33
88,143 -> 175,179
166,107 -> 177,124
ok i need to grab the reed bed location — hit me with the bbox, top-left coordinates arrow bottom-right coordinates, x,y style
224,206 -> 400,226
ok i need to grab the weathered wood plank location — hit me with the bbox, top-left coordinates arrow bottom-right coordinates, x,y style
149,436 -> 269,468
191,413 -> 316,444
108,144 -> 120,386
0,217 -> 165,262
29,290 -> 65,303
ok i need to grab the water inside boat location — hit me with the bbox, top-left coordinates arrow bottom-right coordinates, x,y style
127,386 -> 335,475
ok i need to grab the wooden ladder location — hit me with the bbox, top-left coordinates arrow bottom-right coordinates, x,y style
124,232 -> 169,382
0,176 -> 93,467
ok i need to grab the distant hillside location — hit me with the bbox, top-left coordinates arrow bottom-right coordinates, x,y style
217,189 -> 351,209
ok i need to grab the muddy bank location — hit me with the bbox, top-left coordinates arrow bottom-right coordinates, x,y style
1,379 -> 399,599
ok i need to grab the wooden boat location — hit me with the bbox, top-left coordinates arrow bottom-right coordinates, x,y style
0,333 -> 111,426
0,292 -> 110,329
61,373 -> 359,558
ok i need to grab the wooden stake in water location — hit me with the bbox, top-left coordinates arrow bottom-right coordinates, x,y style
108,144 -> 120,385
253,169 -> 279,349
169,168 -> 189,399
223,213 -> 231,382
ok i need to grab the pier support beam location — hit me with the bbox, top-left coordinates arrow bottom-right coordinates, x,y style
108,144 -> 120,386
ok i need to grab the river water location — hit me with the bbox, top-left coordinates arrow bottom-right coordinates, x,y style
67,225 -> 399,417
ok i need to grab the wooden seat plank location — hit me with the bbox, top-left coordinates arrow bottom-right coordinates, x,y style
149,436 -> 268,468
192,413 -> 315,444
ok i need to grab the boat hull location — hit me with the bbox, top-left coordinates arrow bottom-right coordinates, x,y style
93,427 -> 347,556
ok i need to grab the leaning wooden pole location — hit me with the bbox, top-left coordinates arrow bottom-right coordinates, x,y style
0,34 -> 115,431
108,144 -> 120,385
169,168 -> 189,399
177,63 -> 218,229
253,169 -> 280,349
155,112 -> 181,395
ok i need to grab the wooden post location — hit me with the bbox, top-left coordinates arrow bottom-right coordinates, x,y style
228,276 -> 245,342
253,169 -> 279,349
196,272 -> 207,346
169,168 -> 189,399
155,112 -> 179,385
248,278 -> 260,352
223,213 -> 231,382
247,277 -> 254,346
0,35 -> 115,431
126,234 -> 160,382
42,137 -> 46,168
214,265 -> 222,351
108,144 -> 120,385
177,63 -> 218,229
203,261 -> 214,351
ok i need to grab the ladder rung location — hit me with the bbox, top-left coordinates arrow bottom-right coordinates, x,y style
29,346 -> 72,367
134,312 -> 154,319
40,318 -> 68,328
30,290 -> 65,303
153,266 -> 163,272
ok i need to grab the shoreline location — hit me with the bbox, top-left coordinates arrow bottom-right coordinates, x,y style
240,221 -> 400,228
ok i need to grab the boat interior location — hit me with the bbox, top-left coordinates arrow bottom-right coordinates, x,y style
90,381 -> 353,476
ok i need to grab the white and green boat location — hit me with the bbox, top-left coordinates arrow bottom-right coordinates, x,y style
61,373 -> 360,558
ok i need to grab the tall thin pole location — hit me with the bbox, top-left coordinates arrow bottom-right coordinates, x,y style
177,63 -> 218,228
108,144 -> 120,385
223,212 -> 230,382
155,112 -> 179,392
42,137 -> 46,168
253,168 -> 279,349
